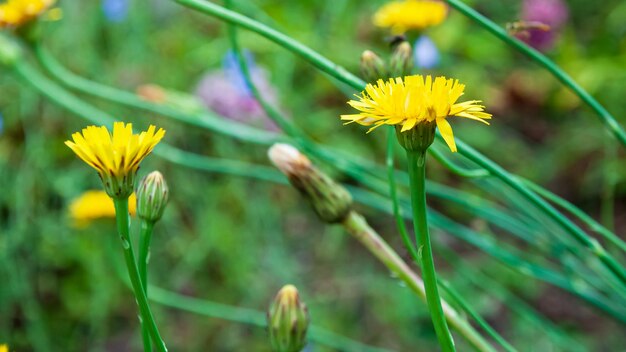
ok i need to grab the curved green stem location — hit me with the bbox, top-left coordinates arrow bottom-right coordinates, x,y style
32,44 -> 282,146
406,150 -> 455,352
428,146 -> 489,178
438,280 -> 518,352
175,0 -> 365,89
138,220 -> 155,352
453,138 -> 626,287
444,0 -> 626,148
522,178 -> 626,254
112,198 -> 167,352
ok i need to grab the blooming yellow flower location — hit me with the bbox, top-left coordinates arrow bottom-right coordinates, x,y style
341,75 -> 491,152
0,344 -> 8,352
373,0 -> 447,33
0,0 -> 55,28
70,190 -> 137,227
65,122 -> 165,198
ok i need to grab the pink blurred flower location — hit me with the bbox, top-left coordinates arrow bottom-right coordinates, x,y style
520,0 -> 569,51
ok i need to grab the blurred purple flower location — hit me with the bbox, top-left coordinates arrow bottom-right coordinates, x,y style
413,35 -> 439,69
0,112 -> 4,135
195,50 -> 282,131
102,0 -> 129,23
521,0 -> 569,51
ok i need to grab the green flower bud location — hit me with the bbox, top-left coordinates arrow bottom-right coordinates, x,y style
268,144 -> 352,223
360,50 -> 387,82
136,171 -> 169,222
395,121 -> 436,153
267,285 -> 309,352
389,41 -> 413,77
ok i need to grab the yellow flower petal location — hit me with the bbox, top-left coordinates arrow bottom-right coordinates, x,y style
436,117 -> 457,152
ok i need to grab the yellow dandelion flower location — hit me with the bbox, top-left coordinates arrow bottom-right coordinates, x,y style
341,75 -> 491,152
373,0 -> 447,33
0,0 -> 55,28
65,122 -> 165,198
70,190 -> 137,227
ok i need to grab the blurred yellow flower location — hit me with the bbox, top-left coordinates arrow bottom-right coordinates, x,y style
341,75 -> 491,152
65,122 -> 165,198
0,343 -> 8,352
0,0 -> 55,28
373,0 -> 447,33
70,190 -> 137,227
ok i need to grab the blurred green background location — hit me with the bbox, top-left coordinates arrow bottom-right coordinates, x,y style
1,0 -> 625,351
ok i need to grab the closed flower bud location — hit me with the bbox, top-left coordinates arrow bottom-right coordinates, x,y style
360,50 -> 387,82
268,144 -> 352,223
267,285 -> 309,352
136,171 -> 169,222
395,121 -> 436,152
389,41 -> 413,77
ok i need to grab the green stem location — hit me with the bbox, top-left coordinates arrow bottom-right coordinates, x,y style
112,198 -> 167,352
428,146 -> 489,178
341,211 -> 494,352
453,138 -> 626,287
387,130 -> 515,351
406,150 -> 455,352
175,0 -> 365,89
522,178 -> 626,254
386,127 -> 419,260
438,280 -> 518,352
444,0 -> 626,148
139,221 -> 155,295
138,220 -> 155,352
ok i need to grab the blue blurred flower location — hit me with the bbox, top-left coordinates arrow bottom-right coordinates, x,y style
222,50 -> 257,97
102,0 -> 129,23
0,112 -> 4,135
413,35 -> 439,69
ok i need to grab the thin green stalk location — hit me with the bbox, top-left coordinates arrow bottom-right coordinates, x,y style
386,127 -> 418,259
175,0 -> 365,89
405,150 -> 456,351
341,211 -> 495,352
438,280 -> 518,352
387,131 -> 516,352
351,186 -> 626,323
148,286 -> 392,352
112,198 -> 167,352
522,178 -> 626,254
453,138 -> 626,287
139,220 -> 156,294
444,0 -> 626,148
138,220 -> 155,352
32,44 -> 283,146
428,146 -> 489,178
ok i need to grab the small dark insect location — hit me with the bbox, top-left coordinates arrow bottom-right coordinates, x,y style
506,20 -> 551,39
387,34 -> 408,49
